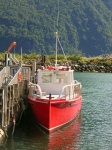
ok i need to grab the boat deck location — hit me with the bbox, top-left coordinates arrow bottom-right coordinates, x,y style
33,94 -> 63,100
33,93 -> 77,100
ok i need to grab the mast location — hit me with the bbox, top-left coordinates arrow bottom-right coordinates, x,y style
20,47 -> 22,66
55,0 -> 59,67
55,31 -> 58,66
55,0 -> 69,67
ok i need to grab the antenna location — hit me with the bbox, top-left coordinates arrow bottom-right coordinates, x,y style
55,31 -> 58,66
21,47 -> 22,66
55,0 -> 69,67
55,0 -> 59,67
57,0 -> 59,29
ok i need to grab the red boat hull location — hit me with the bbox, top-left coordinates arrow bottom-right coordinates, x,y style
28,95 -> 82,133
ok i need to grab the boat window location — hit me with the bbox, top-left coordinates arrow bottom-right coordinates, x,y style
56,74 -> 67,83
42,73 -> 52,83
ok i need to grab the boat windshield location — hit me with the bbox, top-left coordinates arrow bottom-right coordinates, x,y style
55,73 -> 68,84
41,72 -> 68,84
42,73 -> 52,83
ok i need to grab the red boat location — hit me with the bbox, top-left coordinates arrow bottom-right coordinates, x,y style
28,64 -> 82,133
28,25 -> 82,133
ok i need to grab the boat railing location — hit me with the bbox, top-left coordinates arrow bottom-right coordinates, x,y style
29,83 -> 42,98
58,81 -> 82,100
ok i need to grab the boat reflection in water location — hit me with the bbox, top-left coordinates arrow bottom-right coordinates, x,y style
0,115 -> 82,150
47,115 -> 82,150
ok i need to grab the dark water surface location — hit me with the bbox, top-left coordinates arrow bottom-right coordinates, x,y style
0,73 -> 112,150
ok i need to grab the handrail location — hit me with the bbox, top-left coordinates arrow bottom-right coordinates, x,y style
29,81 -> 82,100
0,66 -> 10,87
29,83 -> 42,98
58,82 -> 82,99
8,66 -> 30,85
8,67 -> 21,85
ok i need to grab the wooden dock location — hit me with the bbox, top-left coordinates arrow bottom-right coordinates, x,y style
0,53 -> 32,139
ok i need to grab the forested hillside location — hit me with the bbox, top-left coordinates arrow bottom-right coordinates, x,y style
0,0 -> 112,56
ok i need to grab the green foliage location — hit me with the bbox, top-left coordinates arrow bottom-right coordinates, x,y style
0,0 -> 112,56
0,52 -> 5,60
0,53 -> 111,68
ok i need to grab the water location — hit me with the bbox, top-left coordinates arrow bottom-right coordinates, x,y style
0,73 -> 112,150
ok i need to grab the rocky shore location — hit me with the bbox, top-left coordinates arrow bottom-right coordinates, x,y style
70,55 -> 112,73
72,63 -> 112,73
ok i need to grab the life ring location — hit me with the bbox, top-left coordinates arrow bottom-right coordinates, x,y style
44,66 -> 68,71
18,72 -> 22,82
45,66 -> 55,70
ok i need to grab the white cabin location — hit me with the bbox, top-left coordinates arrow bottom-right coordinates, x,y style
37,68 -> 74,95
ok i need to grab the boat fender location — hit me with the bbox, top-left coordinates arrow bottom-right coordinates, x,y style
18,72 -> 22,82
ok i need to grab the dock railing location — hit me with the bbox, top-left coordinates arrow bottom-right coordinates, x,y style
0,66 -> 10,87
8,66 -> 31,85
